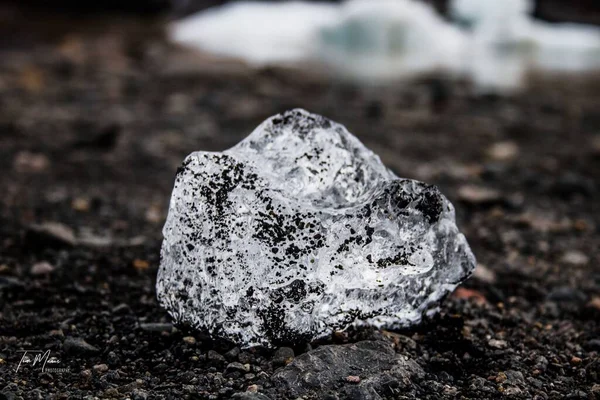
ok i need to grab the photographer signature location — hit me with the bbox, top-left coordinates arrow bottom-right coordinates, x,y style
15,350 -> 61,373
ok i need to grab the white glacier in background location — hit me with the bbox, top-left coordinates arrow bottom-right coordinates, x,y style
316,0 -> 467,81
171,1 -> 338,64
451,0 -> 600,91
450,0 -> 533,30
170,0 -> 600,92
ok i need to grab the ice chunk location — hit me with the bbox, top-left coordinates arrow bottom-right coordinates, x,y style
528,22 -> 600,72
450,0 -> 533,29
170,0 -> 467,77
451,0 -> 600,92
157,109 -> 476,348
171,1 -> 338,64
316,0 -> 468,81
171,0 -> 600,93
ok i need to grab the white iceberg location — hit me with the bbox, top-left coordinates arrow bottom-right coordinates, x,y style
171,1 -> 338,65
452,0 -> 600,91
170,0 -> 600,92
450,0 -> 533,29
316,0 -> 468,81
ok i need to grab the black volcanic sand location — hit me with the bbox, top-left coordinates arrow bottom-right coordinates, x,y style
0,13 -> 599,400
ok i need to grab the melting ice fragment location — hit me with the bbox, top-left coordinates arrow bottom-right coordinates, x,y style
156,109 -> 476,348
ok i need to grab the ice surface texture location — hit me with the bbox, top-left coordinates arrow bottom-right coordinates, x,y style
157,109 -> 475,348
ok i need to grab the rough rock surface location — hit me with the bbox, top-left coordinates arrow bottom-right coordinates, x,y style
272,340 -> 425,399
157,109 -> 475,347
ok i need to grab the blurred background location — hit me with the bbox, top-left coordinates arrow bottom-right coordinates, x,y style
1,2 -> 599,398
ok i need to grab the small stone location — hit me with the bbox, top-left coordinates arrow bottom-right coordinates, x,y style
570,356 -> 582,364
381,330 -> 417,350
238,351 -> 253,364
133,259 -> 150,271
112,303 -> 131,314
453,287 -> 487,305
103,388 -> 119,397
118,380 -> 143,393
30,261 -> 55,275
77,232 -> 113,248
488,339 -> 507,349
332,330 -> 349,342
487,141 -> 519,161
63,337 -> 99,355
145,204 -> 163,223
443,386 -> 459,396
93,364 -> 109,373
107,351 -> 120,366
473,263 -> 496,284
13,151 -> 49,173
26,222 -> 77,248
505,370 -> 524,384
534,356 -> 548,371
458,185 -> 501,204
246,385 -> 259,392
157,109 -> 475,348
182,336 -> 196,344
587,297 -> 600,311
560,251 -> 589,266
207,350 -> 226,364
227,362 -> 250,373
131,389 -> 149,400
225,347 -> 241,361
273,347 -> 295,367
503,386 -> 522,396
71,197 -> 90,212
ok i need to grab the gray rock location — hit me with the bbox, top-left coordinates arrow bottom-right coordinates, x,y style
272,347 -> 295,367
157,109 -> 475,347
30,261 -> 55,275
63,337 -> 99,355
272,340 -> 424,399
207,350 -> 226,364
226,362 -> 249,373
225,346 -> 241,361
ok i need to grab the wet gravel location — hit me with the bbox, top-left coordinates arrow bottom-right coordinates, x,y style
0,12 -> 599,400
